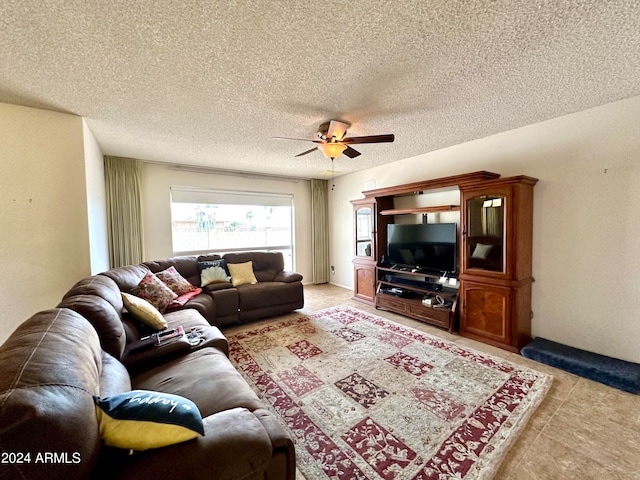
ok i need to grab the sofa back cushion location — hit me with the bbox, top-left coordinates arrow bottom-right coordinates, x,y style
224,252 -> 284,282
197,253 -> 222,262
60,275 -> 127,359
63,274 -> 124,312
144,255 -> 201,287
100,351 -> 132,397
58,294 -> 127,359
99,264 -> 149,292
0,309 -> 104,480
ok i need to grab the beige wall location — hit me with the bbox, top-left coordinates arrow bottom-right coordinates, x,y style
0,103 -> 92,344
330,95 -> 640,363
139,163 -> 313,282
83,119 -> 110,273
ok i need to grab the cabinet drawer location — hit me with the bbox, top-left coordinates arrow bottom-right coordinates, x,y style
376,294 -> 408,313
408,304 -> 451,328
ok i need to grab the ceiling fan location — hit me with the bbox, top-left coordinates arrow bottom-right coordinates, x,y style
273,120 -> 395,159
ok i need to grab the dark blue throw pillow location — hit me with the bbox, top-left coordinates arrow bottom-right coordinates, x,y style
198,259 -> 231,286
94,390 -> 205,450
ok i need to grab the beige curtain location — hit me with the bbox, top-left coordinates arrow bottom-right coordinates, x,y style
482,202 -> 504,237
311,179 -> 330,284
104,156 -> 144,267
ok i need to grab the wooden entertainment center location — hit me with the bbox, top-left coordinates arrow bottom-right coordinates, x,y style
350,171 -> 538,352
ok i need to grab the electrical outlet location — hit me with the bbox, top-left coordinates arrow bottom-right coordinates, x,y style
330,265 -> 335,275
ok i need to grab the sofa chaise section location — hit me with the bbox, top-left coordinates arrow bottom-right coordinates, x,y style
0,306 -> 295,480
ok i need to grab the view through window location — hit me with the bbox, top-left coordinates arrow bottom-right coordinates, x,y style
170,187 -> 294,270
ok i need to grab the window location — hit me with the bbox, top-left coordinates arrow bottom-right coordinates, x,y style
170,187 -> 294,270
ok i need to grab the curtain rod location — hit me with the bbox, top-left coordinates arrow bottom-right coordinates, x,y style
140,161 -> 303,183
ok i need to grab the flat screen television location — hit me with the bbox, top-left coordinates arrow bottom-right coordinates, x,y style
386,223 -> 458,274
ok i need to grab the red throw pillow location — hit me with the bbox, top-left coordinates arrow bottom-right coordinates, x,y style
167,288 -> 203,311
155,266 -> 197,296
130,272 -> 178,313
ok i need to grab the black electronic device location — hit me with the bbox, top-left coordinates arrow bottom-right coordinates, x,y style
379,285 -> 409,297
386,223 -> 458,274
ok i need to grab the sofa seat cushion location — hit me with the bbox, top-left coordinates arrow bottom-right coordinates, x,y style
131,347 -> 263,418
95,407 -> 274,480
167,291 -> 217,324
210,288 -> 240,317
236,281 -> 303,310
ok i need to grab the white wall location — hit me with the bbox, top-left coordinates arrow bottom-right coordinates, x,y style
139,163 -> 313,282
330,95 -> 640,363
0,103 -> 92,344
82,120 -> 110,273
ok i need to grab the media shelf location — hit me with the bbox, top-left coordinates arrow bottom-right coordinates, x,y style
352,171 -> 537,352
375,266 -> 459,333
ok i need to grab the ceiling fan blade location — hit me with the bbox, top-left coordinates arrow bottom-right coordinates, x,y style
343,146 -> 361,158
342,134 -> 395,144
295,147 -> 318,157
327,120 -> 350,141
272,136 -> 321,143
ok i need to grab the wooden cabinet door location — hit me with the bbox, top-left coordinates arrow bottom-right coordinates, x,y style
460,186 -> 511,279
353,263 -> 376,303
460,281 -> 512,346
353,202 -> 375,259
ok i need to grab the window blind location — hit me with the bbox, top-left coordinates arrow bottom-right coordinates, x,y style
170,186 -> 292,207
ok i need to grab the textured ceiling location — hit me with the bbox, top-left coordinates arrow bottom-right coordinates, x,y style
1,1 -> 639,179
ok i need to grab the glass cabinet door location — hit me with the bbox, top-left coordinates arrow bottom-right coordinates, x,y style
465,195 -> 506,273
355,206 -> 373,257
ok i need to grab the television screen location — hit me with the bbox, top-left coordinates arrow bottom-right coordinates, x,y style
387,223 -> 458,273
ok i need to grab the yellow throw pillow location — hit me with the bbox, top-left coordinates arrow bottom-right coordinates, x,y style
94,390 -> 204,451
121,292 -> 168,330
227,261 -> 258,287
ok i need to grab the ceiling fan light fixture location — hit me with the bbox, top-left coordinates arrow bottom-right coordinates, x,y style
318,142 -> 347,159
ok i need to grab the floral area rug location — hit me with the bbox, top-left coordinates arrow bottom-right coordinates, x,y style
228,306 -> 552,480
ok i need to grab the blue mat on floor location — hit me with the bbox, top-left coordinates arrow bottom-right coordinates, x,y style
521,337 -> 640,394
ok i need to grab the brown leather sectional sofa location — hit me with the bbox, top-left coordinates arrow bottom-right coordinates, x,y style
0,251 -> 302,480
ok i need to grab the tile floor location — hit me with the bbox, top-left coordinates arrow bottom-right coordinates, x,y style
223,284 -> 640,480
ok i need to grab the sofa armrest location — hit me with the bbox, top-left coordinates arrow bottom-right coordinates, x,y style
274,271 -> 303,283
191,325 -> 230,357
102,408 -> 275,480
204,282 -> 234,292
122,335 -> 191,371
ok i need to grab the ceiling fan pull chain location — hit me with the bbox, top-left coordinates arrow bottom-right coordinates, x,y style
331,158 -> 335,191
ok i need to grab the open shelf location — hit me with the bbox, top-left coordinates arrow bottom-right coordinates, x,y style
379,205 -> 460,216
376,266 -> 458,333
